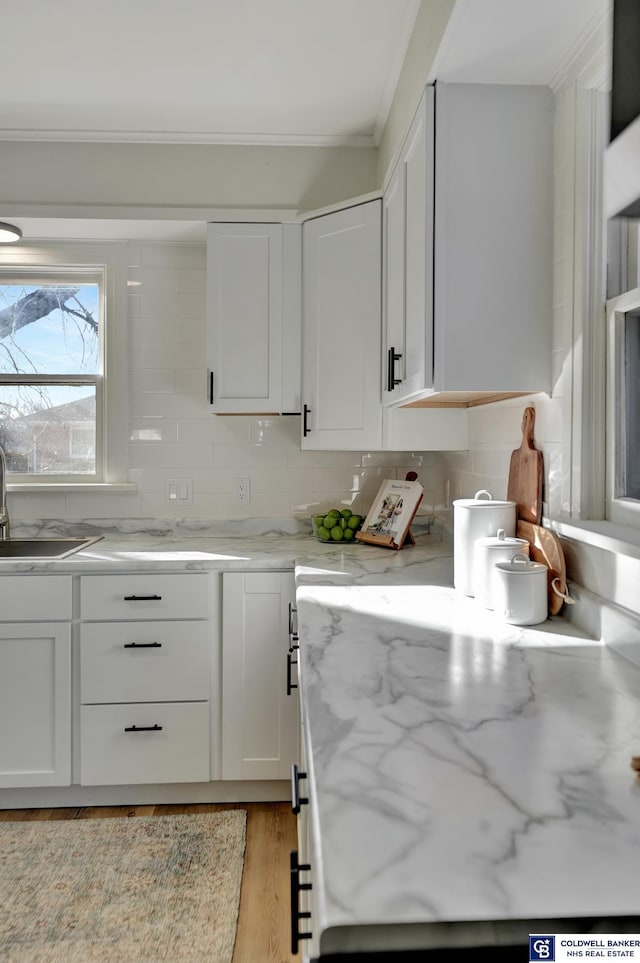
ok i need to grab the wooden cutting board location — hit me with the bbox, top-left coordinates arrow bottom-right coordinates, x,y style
517,520 -> 567,616
507,406 -> 543,524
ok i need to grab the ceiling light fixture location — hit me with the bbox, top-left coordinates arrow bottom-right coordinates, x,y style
0,222 -> 22,243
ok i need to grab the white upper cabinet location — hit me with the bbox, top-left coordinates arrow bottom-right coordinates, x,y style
382,82 -> 553,407
206,222 -> 301,414
382,88 -> 434,405
301,200 -> 383,450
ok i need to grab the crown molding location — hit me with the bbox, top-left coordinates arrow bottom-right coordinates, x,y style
0,128 -> 376,149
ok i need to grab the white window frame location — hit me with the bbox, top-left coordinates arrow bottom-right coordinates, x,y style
605,285 -> 640,526
0,241 -> 129,489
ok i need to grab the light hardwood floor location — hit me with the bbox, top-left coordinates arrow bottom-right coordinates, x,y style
0,801 -> 298,963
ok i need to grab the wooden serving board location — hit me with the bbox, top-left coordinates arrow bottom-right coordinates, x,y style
507,406 -> 543,524
517,520 -> 567,616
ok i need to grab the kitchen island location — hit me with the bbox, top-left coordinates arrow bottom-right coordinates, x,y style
294,542 -> 640,957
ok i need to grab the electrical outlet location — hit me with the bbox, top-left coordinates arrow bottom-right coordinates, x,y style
235,477 -> 251,504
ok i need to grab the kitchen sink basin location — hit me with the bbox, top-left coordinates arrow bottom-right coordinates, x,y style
0,535 -> 103,559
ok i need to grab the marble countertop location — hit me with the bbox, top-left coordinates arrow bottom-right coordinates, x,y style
0,531 -> 377,573
4,522 -> 640,952
294,541 -> 640,955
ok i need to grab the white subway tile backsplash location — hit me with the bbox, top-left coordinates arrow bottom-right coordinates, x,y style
130,318 -> 177,345
130,441 -> 215,470
10,240 -> 470,528
137,290 -> 205,321
139,342 -> 205,370
131,392 -> 208,420
212,444 -> 290,469
132,369 -> 177,393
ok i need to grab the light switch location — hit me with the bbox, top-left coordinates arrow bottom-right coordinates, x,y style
165,478 -> 193,505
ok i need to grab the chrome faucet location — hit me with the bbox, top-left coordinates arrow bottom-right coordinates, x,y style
0,444 -> 10,540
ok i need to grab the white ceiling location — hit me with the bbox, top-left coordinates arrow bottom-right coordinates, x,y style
432,0 -> 609,87
1,0 -> 421,146
1,0 -> 610,244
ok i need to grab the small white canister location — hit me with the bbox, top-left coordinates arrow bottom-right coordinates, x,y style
474,529 -> 530,610
493,554 -> 548,625
453,490 -> 516,596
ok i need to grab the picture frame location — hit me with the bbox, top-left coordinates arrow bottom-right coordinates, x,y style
356,478 -> 424,550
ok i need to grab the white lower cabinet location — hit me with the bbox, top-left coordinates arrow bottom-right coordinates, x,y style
0,575 -> 72,789
222,571 -> 298,780
0,622 -> 71,788
79,573 -> 212,787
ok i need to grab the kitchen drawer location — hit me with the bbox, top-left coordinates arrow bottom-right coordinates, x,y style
79,573 -> 210,621
0,576 -> 71,622
80,702 -> 210,785
81,621 -> 210,704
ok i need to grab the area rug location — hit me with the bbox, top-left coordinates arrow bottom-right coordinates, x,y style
0,811 -> 247,963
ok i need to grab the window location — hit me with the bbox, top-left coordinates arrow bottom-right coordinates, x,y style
0,271 -> 103,478
606,281 -> 640,524
0,242 -> 129,487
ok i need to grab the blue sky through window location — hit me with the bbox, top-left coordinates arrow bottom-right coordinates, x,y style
0,283 -> 100,377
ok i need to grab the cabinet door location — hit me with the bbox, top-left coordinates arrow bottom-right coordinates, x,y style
206,223 -> 285,413
382,168 -> 406,396
222,572 -> 298,780
301,200 -> 382,449
433,83 -> 552,393
382,88 -> 434,406
0,623 -> 71,788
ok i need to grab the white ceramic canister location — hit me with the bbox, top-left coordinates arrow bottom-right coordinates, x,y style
473,529 -> 530,609
453,490 -> 516,596
493,553 -> 548,625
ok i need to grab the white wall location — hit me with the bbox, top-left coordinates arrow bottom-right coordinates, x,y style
376,0 -> 456,186
7,240 -> 457,525
0,141 -> 378,216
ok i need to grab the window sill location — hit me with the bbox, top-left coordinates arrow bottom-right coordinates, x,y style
547,516 -> 640,561
7,483 -> 137,494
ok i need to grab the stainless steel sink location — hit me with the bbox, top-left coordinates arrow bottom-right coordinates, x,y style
0,535 -> 103,559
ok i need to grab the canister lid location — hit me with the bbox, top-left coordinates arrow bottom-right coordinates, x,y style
477,528 -> 529,550
452,489 -> 516,509
494,554 -> 547,575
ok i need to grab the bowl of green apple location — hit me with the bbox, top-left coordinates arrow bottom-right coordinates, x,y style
311,508 -> 364,543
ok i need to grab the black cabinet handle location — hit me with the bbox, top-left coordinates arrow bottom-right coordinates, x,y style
288,601 -> 298,637
124,724 -> 163,733
123,594 -> 162,601
290,850 -> 312,955
123,641 -> 162,649
303,404 -> 311,437
287,650 -> 298,696
208,369 -> 215,404
387,346 -> 402,391
291,764 -> 308,815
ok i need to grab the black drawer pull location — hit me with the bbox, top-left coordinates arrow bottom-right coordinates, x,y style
286,650 -> 298,696
290,850 -> 312,955
123,641 -> 163,649
291,764 -> 308,815
124,724 -> 163,733
303,404 -> 311,437
123,594 -> 162,601
208,369 -> 215,404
